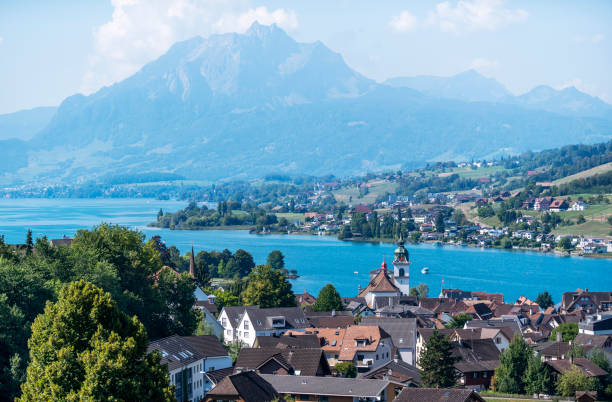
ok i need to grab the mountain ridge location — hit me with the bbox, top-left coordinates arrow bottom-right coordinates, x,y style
1,23 -> 611,185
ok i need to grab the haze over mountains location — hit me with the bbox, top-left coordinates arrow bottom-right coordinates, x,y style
1,22 -> 611,185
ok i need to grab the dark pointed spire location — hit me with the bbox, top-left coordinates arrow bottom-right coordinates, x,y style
189,245 -> 195,277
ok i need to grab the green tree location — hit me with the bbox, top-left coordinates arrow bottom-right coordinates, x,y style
535,291 -> 554,310
266,250 -> 285,270
225,340 -> 245,364
435,214 -> 445,233
334,361 -> 356,378
230,249 -> 255,277
557,236 -> 572,250
409,283 -> 429,300
151,268 -> 199,337
242,265 -> 296,308
419,330 -> 458,388
588,348 -> 611,373
493,335 -> 532,394
446,313 -> 473,329
549,322 -> 578,342
556,365 -> 597,397
25,230 -> 33,256
312,284 -> 343,312
523,354 -> 552,395
18,281 -> 174,401
338,225 -> 352,240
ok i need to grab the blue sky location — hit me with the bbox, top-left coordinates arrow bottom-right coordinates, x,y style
0,0 -> 610,114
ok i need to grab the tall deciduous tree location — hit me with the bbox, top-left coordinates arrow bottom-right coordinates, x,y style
523,354 -> 552,395
18,281 -> 174,401
446,313 -> 473,329
242,265 -> 296,308
419,330 -> 458,388
312,284 -> 343,312
493,335 -> 532,394
549,323 -> 578,342
556,365 -> 597,397
409,283 -> 429,300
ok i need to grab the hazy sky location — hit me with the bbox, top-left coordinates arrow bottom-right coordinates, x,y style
1,0 -> 611,114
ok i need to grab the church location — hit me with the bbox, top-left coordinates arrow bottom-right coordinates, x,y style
358,236 -> 412,308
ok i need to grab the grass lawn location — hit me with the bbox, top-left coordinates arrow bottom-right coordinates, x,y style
552,220 -> 611,237
552,162 -> 612,185
332,180 -> 398,204
230,210 -> 249,217
275,212 -> 306,222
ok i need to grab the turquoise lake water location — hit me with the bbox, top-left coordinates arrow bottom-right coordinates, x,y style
0,198 -> 610,302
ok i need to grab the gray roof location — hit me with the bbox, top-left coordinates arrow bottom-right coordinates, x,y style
361,317 -> 416,349
147,335 -> 227,372
465,318 -> 521,335
245,306 -> 309,331
395,387 -> 485,402
359,359 -> 422,385
260,374 -> 390,398
222,305 -> 259,329
579,315 -> 612,332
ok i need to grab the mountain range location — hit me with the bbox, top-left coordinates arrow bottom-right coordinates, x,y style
1,22 -> 611,185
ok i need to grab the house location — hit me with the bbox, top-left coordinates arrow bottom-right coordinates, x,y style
49,236 -> 72,247
576,391 -> 598,402
450,327 -> 513,352
342,297 -> 375,317
361,317 -> 417,365
394,387 -> 486,402
465,303 -> 494,320
452,339 -> 501,390
574,333 -> 612,352
295,291 -> 317,307
234,347 -> 331,376
218,306 -> 309,346
549,199 -> 569,212
464,318 -> 522,338
260,374 -> 404,402
545,357 -> 608,382
352,204 -> 373,214
147,335 -> 232,402
533,340 -> 570,361
307,314 -> 355,329
571,201 -> 589,211
359,358 -> 421,387
533,197 -> 553,211
579,314 -> 612,335
290,327 -> 346,367
562,290 -> 612,314
204,371 -> 279,402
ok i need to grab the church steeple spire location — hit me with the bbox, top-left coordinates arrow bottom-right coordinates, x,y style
392,237 -> 411,295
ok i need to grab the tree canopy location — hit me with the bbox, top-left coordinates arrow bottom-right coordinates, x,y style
549,322 -> 578,342
312,284 -> 343,312
536,291 -> 554,310
18,281 -> 174,401
556,365 -> 598,397
493,335 -> 533,394
446,313 -> 473,329
242,265 -> 296,308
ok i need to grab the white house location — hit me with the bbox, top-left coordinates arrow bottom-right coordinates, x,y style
571,201 -> 589,211
218,306 -> 309,346
147,335 -> 232,402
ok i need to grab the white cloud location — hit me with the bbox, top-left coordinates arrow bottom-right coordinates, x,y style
468,57 -> 499,73
80,0 -> 298,94
389,11 -> 417,33
427,0 -> 528,32
573,33 -> 605,44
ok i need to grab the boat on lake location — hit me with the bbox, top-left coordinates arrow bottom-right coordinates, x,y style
421,267 -> 429,274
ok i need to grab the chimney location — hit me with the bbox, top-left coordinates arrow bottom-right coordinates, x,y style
556,331 -> 562,342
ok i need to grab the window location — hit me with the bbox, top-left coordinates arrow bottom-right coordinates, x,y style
244,332 -> 249,338
483,372 -> 488,378
357,354 -> 365,360
222,318 -> 227,326
376,354 -> 379,360
473,372 -> 478,379
496,337 -> 501,344
244,320 -> 250,330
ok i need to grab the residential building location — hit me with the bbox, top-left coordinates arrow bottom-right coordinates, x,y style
545,357 -> 608,383
415,329 -> 453,367
452,338 -> 500,390
394,388 -> 486,402
561,290 -> 612,314
204,371 -> 279,402
360,317 -> 416,365
234,347 -> 331,376
218,306 -> 309,346
296,291 -> 317,307
147,335 -> 232,402
549,199 -> 569,212
450,327 -> 513,352
571,201 -> 589,211
194,300 -> 224,339
579,314 -> 612,335
359,358 -> 421,387
253,333 -> 321,349
260,374 -> 404,402
534,340 -> 570,361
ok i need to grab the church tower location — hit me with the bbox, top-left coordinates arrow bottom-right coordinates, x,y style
392,235 -> 411,295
